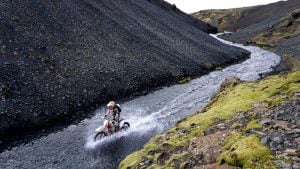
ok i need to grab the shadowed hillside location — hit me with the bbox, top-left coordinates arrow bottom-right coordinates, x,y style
0,0 -> 249,147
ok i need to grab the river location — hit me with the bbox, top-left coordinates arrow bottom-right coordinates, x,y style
0,35 -> 280,169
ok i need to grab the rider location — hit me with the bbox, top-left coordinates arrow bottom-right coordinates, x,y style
103,101 -> 121,132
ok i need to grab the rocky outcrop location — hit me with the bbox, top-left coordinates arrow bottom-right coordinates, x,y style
193,0 -> 300,32
119,72 -> 300,169
0,0 -> 250,148
192,8 -> 247,32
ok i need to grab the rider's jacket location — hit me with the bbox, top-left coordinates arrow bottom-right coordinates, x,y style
105,107 -> 120,122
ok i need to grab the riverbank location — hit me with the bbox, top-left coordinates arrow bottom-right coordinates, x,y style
119,71 -> 300,169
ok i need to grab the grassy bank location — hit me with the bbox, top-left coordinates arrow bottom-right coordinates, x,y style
119,71 -> 300,169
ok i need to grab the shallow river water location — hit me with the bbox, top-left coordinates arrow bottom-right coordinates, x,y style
0,35 -> 280,169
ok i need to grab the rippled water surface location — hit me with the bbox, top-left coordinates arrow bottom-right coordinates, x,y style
0,36 -> 280,169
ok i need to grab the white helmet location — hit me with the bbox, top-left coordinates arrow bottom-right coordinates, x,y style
107,101 -> 116,107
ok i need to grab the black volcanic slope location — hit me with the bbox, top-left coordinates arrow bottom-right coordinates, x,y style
0,0 -> 249,144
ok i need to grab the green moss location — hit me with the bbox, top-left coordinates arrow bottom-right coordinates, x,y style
272,32 -> 292,39
119,72 -> 300,169
165,152 -> 189,168
250,155 -> 278,169
153,152 -> 163,163
164,135 -> 189,148
282,53 -> 300,72
149,134 -> 164,144
216,66 -> 224,71
218,133 -> 271,168
144,144 -> 160,154
245,120 -> 263,131
230,122 -> 242,129
179,77 -> 191,84
119,151 -> 142,169
202,17 -> 212,22
252,38 -> 274,48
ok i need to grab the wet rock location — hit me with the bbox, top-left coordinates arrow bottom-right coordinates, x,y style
253,102 -> 269,109
184,160 -> 196,168
251,130 -> 266,136
275,160 -> 292,169
195,151 -> 204,161
216,123 -> 226,130
220,77 -> 241,89
285,149 -> 300,157
140,157 -> 153,167
274,110 -> 285,120
259,118 -> 272,126
273,136 -> 284,144
292,162 -> 300,169
189,131 -> 231,165
292,129 -> 300,134
261,136 -> 270,145
234,112 -> 247,121
272,124 -> 280,130
144,159 -> 152,166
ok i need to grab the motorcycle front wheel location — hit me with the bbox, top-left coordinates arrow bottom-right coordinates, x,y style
121,122 -> 130,131
94,131 -> 107,141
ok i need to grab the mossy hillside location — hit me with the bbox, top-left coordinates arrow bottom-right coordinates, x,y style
218,132 -> 272,168
119,72 -> 300,169
281,53 -> 300,72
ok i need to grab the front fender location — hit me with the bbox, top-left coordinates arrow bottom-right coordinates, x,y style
95,126 -> 106,132
120,120 -> 130,128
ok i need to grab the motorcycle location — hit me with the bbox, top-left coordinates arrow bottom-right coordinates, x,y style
94,118 -> 130,141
